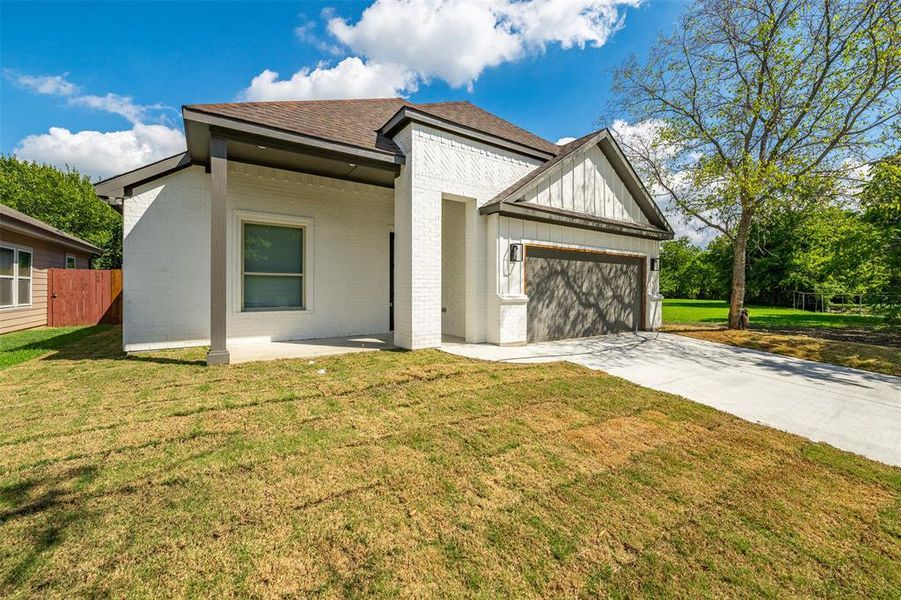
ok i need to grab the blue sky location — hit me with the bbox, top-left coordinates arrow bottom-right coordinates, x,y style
1,0 -> 687,179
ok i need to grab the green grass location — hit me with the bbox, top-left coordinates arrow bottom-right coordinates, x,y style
0,326 -> 110,370
0,327 -> 898,597
663,298 -> 885,328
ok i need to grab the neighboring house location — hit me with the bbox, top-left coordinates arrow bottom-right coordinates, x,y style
94,99 -> 673,364
1,204 -> 100,334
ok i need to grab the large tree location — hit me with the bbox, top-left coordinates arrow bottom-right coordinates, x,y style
612,0 -> 901,327
0,156 -> 122,268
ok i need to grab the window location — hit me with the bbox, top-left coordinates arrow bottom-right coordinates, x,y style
0,247 -> 13,308
0,246 -> 32,308
242,222 -> 304,311
66,254 -> 77,269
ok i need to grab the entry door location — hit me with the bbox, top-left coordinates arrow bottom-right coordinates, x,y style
525,246 -> 644,342
389,232 -> 395,331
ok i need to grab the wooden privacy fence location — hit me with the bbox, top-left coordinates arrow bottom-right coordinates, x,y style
48,269 -> 122,327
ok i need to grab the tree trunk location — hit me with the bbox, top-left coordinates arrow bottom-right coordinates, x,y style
728,208 -> 754,329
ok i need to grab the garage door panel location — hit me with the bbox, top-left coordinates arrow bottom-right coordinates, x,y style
526,247 -> 642,342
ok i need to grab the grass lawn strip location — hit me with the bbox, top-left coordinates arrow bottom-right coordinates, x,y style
0,326 -> 110,370
663,298 -> 886,330
0,327 -> 898,597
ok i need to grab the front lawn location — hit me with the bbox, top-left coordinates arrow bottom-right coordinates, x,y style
663,298 -> 885,329
1,328 -> 899,597
0,326 -> 110,370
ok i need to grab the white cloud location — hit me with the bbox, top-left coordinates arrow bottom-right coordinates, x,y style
294,19 -> 342,55
6,71 -> 79,96
556,136 -> 577,145
242,57 -> 417,101
243,0 -> 638,100
67,93 -> 167,125
327,0 -> 639,90
14,124 -> 186,180
9,72 -> 184,178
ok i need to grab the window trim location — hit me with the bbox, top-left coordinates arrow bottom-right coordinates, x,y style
0,243 -> 33,310
234,210 -> 314,314
66,254 -> 77,269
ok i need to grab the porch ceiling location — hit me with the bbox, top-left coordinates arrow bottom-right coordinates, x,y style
184,113 -> 400,189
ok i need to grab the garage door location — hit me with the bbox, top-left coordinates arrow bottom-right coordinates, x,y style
525,246 -> 644,342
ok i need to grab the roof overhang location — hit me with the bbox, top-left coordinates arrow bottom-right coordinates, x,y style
1,213 -> 102,255
380,106 -> 557,162
481,201 -> 674,241
183,107 -> 403,188
94,152 -> 194,201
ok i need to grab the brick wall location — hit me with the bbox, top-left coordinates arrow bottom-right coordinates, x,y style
123,164 -> 394,351
392,124 -> 541,348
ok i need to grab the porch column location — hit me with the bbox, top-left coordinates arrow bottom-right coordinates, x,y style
207,135 -> 230,365
393,163 -> 442,349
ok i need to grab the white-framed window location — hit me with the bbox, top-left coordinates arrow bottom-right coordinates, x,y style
66,254 -> 77,269
0,245 -> 32,309
241,221 -> 305,311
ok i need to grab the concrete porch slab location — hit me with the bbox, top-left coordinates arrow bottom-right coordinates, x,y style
228,333 -> 394,364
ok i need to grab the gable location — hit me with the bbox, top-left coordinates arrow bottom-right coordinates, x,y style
521,142 -> 648,225
481,129 -> 673,238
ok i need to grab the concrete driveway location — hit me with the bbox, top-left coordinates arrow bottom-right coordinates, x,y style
442,332 -> 901,467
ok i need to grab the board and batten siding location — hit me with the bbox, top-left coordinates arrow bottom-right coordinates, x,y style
521,143 -> 648,225
0,229 -> 92,334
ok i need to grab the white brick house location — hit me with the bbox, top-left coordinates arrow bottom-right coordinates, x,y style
95,99 -> 673,364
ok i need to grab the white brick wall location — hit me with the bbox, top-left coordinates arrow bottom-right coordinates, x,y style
123,163 -> 394,351
124,167 -> 211,349
124,125 -> 662,353
392,124 -> 541,348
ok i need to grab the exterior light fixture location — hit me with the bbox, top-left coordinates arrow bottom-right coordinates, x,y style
650,258 -> 660,271
509,243 -> 524,262
257,145 -> 267,150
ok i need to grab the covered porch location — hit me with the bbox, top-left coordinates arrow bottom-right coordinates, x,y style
190,109 -> 406,365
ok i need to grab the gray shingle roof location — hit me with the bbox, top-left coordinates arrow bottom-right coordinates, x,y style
0,204 -> 102,254
184,98 -> 558,158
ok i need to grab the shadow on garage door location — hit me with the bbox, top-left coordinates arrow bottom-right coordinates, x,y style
525,246 -> 645,342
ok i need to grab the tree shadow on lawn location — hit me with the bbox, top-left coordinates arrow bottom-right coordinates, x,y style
34,326 -> 205,367
589,331 -> 901,388
0,465 -> 99,592
0,326 -> 110,353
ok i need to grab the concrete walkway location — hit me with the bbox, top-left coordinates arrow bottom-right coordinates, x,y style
442,332 -> 901,467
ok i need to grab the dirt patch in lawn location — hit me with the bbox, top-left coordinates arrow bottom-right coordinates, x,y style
662,324 -> 901,376
762,325 -> 901,349
0,327 -> 899,598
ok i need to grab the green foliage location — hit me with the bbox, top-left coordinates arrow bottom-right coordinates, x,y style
659,238 -> 722,299
665,203 -> 894,312
743,206 -> 889,304
0,155 -> 121,268
613,0 -> 901,326
859,153 -> 901,321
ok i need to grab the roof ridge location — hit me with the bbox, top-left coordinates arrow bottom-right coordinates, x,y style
187,97 -> 408,108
